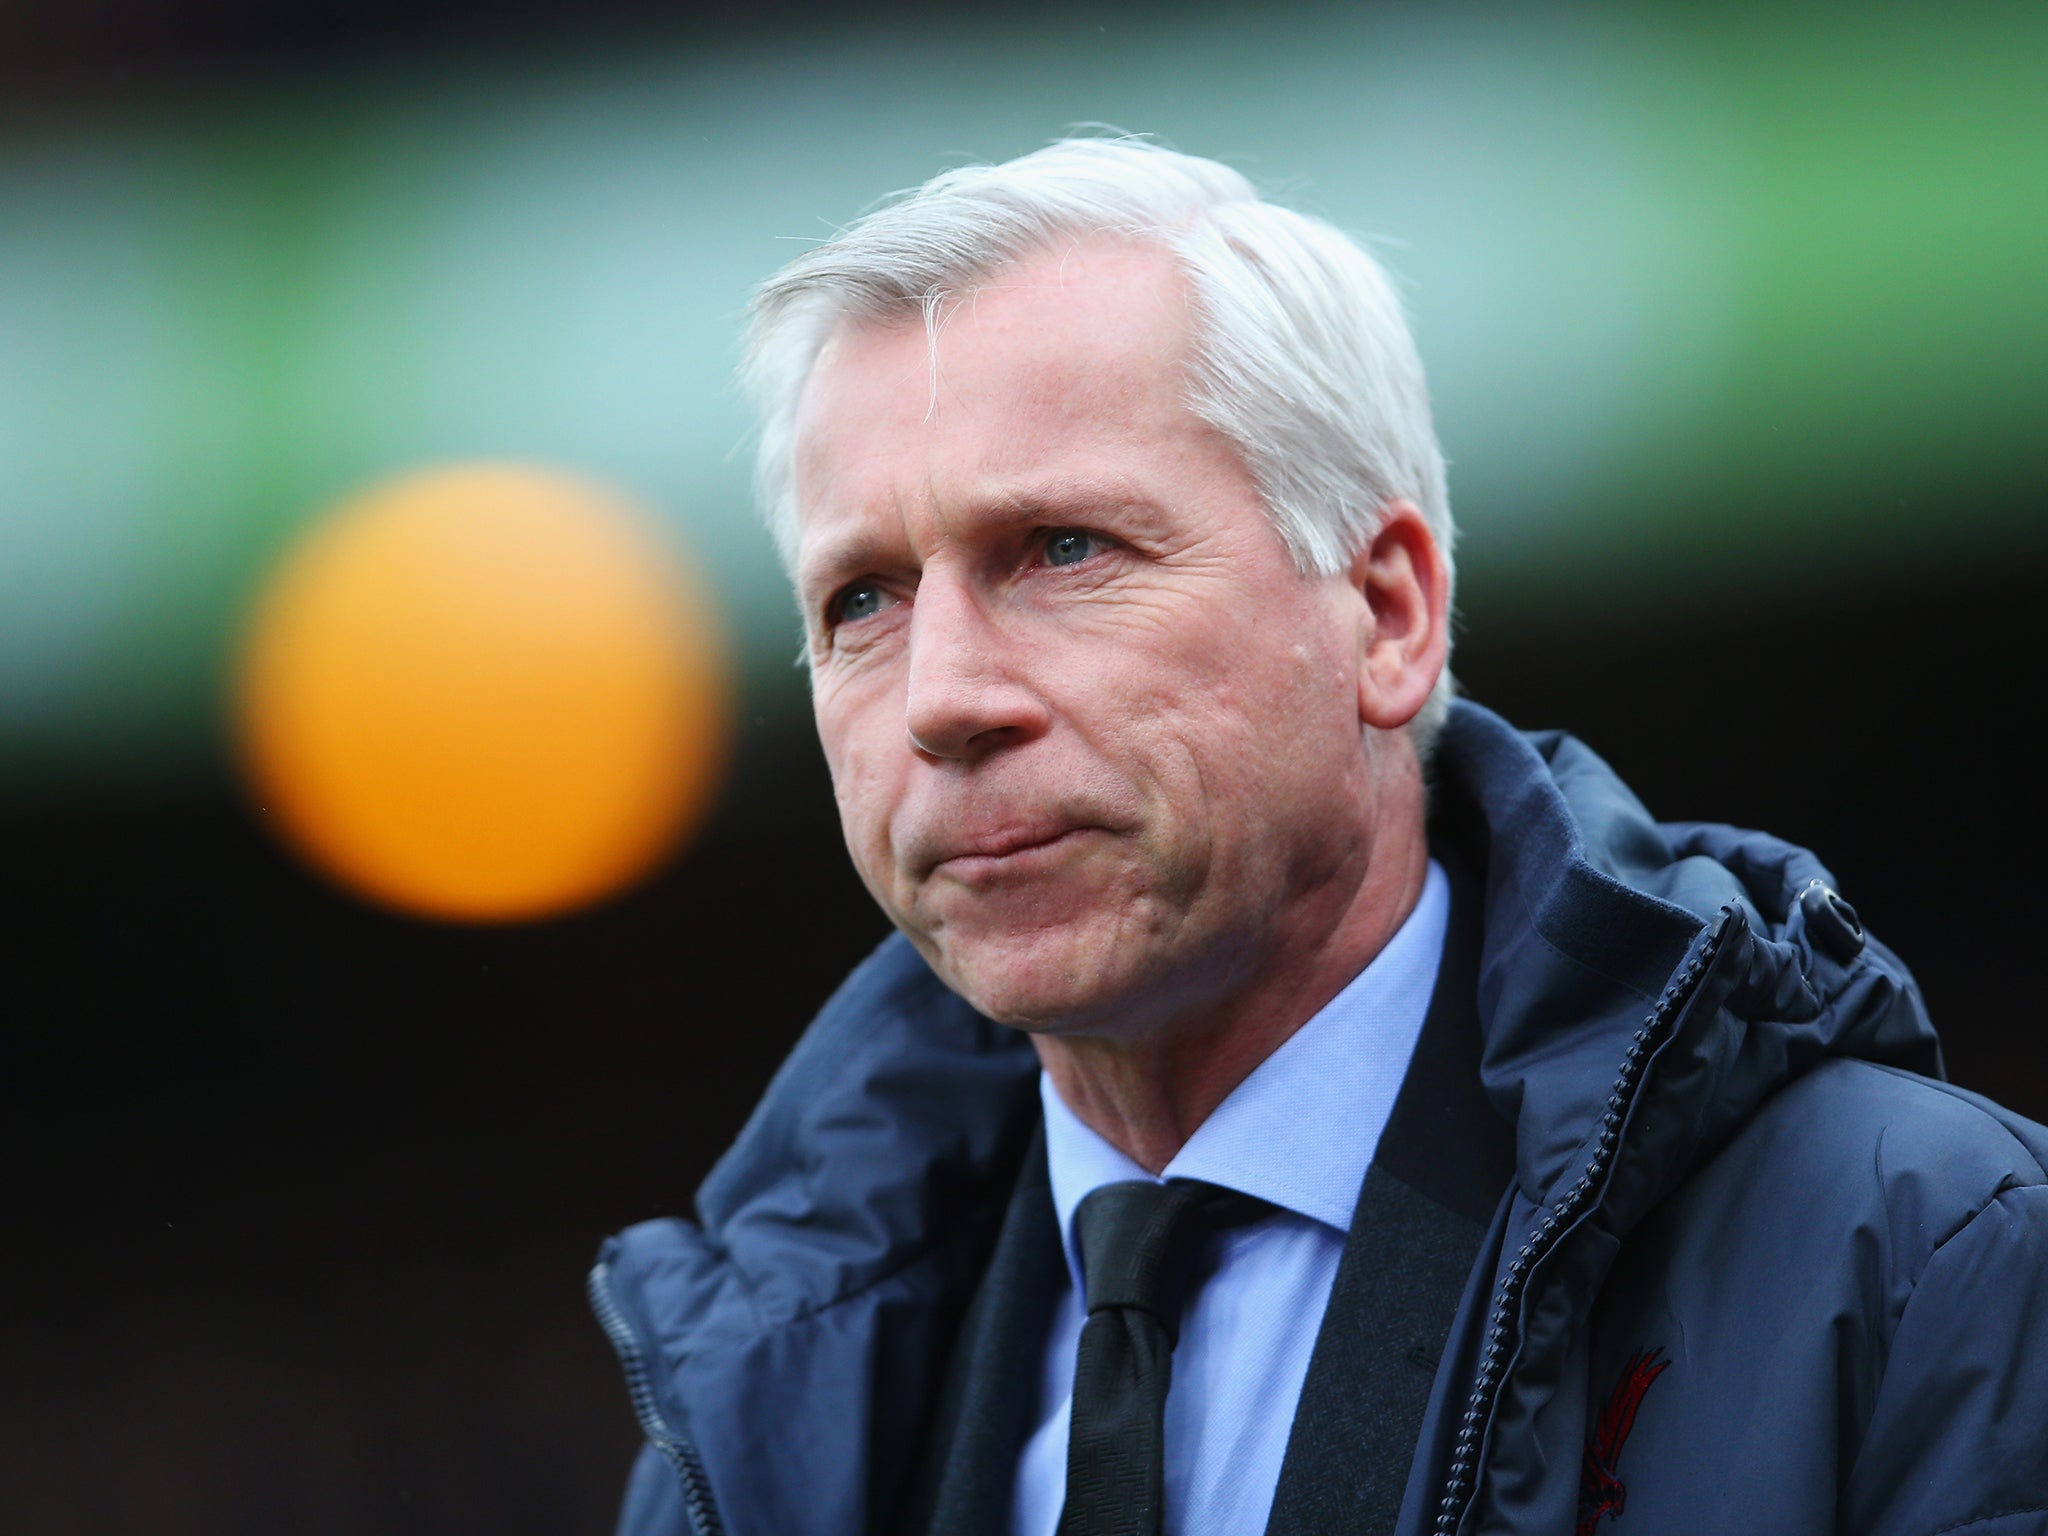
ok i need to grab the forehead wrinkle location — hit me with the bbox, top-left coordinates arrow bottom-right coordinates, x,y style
796,239 -> 1207,594
798,473 -> 923,598
984,472 -> 1165,530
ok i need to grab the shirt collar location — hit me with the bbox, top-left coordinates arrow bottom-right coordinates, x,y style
1041,859 -> 1451,1287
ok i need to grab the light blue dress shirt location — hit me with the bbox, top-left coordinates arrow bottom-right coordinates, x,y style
1011,859 -> 1450,1536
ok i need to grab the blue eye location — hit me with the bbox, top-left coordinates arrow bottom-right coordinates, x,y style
1044,529 -> 1099,567
833,582 -> 887,624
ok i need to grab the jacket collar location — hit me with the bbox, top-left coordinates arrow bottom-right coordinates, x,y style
1432,703 -> 1936,1218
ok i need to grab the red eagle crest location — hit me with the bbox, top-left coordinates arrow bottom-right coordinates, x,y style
1576,1347 -> 1670,1535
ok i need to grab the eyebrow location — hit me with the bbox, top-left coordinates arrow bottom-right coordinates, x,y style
994,479 -> 1162,527
798,524 -> 903,605
797,476 -> 1167,597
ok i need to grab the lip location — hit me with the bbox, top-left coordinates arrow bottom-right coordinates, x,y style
929,825 -> 1095,879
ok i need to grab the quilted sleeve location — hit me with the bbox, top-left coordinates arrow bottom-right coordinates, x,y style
1847,1182 -> 2048,1536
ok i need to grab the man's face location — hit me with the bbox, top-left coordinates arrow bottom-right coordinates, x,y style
792,239 -> 1384,1038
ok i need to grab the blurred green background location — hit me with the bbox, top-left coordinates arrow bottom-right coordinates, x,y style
4,5 -> 2044,1534
8,2 -> 2044,791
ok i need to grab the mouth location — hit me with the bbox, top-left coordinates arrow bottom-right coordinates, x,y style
928,825 -> 1097,882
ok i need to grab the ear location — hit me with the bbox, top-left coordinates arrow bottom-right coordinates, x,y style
1348,500 -> 1449,731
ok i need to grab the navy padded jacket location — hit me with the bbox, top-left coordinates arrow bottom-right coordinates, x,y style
592,701 -> 2048,1536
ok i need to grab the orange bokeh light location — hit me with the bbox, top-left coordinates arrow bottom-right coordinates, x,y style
235,463 -> 732,922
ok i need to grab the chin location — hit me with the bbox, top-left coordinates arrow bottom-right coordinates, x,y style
924,923 -> 1144,1035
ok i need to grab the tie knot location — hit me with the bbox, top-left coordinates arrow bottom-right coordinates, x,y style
1072,1179 -> 1270,1344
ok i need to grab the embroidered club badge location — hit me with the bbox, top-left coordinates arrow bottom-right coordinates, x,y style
1577,1347 -> 1670,1534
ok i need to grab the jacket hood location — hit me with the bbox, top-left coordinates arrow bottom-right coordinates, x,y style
1434,703 -> 1939,1221
594,699 -> 1941,1536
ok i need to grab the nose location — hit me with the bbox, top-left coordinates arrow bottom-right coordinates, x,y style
903,575 -> 1049,760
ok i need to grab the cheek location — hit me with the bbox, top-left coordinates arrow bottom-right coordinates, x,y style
816,698 -> 898,854
1141,610 -> 1356,801
1145,611 -> 1325,735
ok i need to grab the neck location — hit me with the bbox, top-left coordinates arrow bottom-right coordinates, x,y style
1032,749 -> 1431,1175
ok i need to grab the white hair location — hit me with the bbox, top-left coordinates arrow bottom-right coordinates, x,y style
742,136 -> 1456,751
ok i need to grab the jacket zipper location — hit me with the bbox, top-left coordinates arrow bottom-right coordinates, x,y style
588,1258 -> 730,1536
1432,907 -> 1735,1536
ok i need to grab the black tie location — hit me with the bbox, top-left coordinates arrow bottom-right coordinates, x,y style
1056,1179 -> 1271,1536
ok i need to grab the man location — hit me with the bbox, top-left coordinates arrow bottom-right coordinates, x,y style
591,140 -> 2048,1536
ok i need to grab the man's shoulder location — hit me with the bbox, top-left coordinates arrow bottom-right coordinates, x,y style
1750,1058 -> 2046,1193
1662,1056 -> 2048,1279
